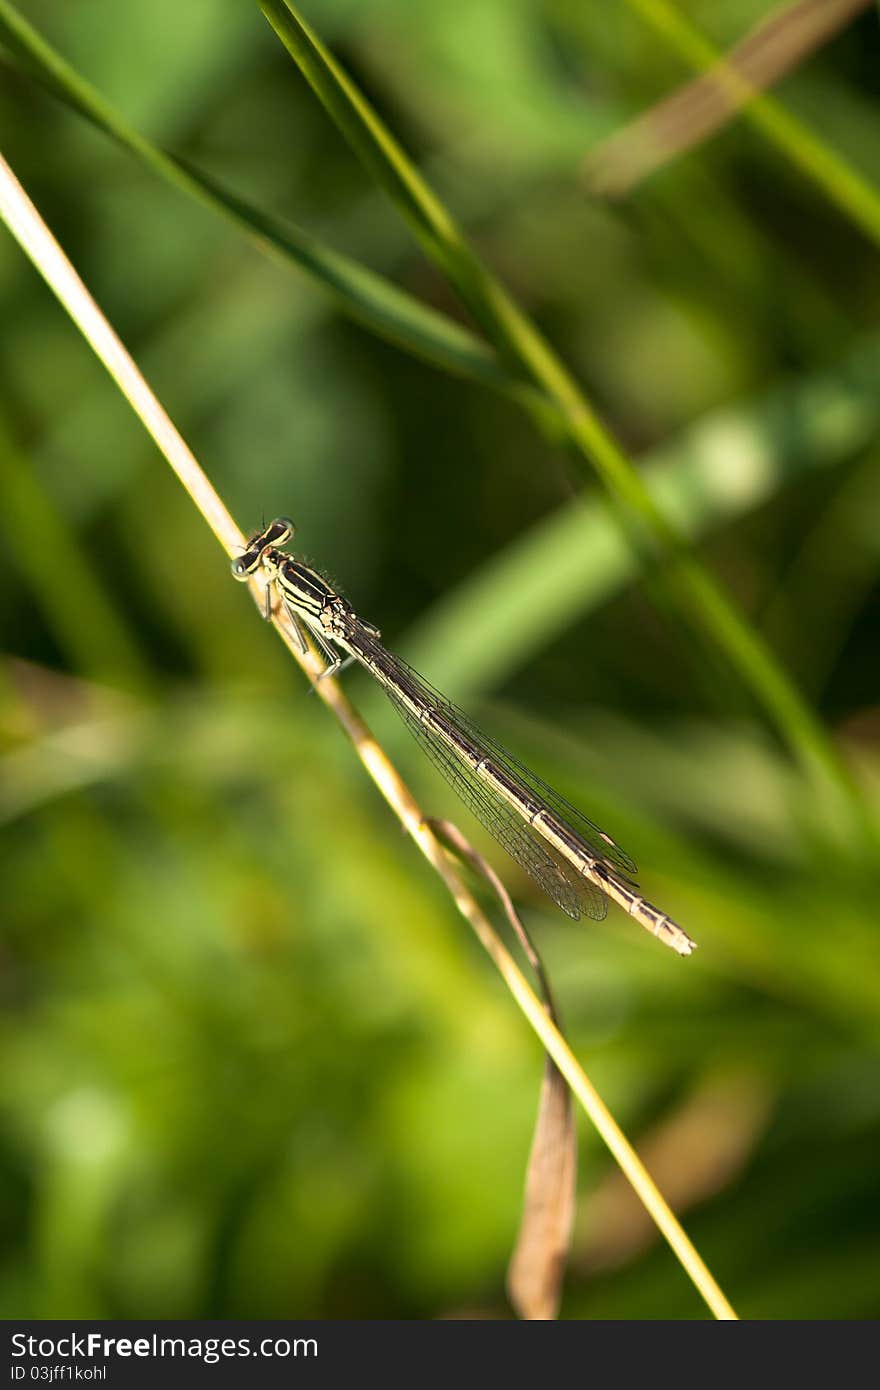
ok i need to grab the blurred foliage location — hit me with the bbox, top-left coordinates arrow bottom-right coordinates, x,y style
1,0 -> 880,1320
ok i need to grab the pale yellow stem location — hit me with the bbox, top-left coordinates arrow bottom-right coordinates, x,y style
0,145 -> 737,1321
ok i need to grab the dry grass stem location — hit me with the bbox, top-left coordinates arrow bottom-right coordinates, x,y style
0,144 -> 737,1322
586,0 -> 871,196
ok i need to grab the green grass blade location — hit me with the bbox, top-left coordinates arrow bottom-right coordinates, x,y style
259,1 -> 475,277
0,0 -> 536,404
176,160 -> 539,405
623,0 -> 880,249
260,0 -> 876,846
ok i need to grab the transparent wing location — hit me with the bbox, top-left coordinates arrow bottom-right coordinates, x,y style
424,679 -> 638,880
390,683 -> 605,920
346,624 -> 641,920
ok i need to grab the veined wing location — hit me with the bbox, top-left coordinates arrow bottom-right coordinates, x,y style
389,683 -> 606,920
346,626 -> 639,919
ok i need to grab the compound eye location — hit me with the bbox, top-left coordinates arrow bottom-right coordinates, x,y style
268,516 -> 296,545
231,555 -> 254,580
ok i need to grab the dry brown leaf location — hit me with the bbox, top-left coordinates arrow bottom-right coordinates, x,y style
427,818 -> 577,1320
506,1054 -> 577,1320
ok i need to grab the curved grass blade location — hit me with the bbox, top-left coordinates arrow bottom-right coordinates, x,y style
259,0 -> 877,851
0,0 -> 541,405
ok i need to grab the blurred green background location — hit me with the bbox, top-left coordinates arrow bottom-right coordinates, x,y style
2,0 -> 880,1319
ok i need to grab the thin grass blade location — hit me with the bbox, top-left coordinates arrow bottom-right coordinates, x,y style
258,1 -> 876,852
0,0 -> 537,402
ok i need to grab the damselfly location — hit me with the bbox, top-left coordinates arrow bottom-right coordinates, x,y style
232,519 -> 696,956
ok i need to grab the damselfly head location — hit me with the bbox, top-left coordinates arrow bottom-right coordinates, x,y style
232,517 -> 297,580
